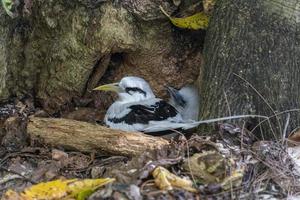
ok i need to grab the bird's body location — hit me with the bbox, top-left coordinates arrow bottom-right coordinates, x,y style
104,98 -> 183,132
94,76 -> 198,133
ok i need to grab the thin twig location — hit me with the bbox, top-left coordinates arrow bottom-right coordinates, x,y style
240,121 -> 246,150
159,6 -> 171,18
140,179 -> 156,195
233,73 -> 281,140
0,166 -> 37,184
250,109 -> 300,137
170,129 -> 197,186
0,174 -> 22,185
223,90 -> 232,116
289,126 -> 300,137
282,113 -> 290,145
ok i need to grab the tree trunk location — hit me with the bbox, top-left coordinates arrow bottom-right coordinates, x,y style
0,0 -> 203,114
200,0 -> 300,137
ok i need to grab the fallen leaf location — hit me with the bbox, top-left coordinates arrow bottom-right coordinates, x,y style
1,190 -> 24,200
23,179 -> 73,199
220,169 -> 244,190
287,146 -> 300,176
183,151 -> 226,184
152,166 -> 197,192
172,0 -> 181,6
203,0 -> 215,14
1,0 -> 14,17
68,178 -> 114,197
160,6 -> 209,30
2,178 -> 115,200
288,128 -> 300,145
219,123 -> 256,146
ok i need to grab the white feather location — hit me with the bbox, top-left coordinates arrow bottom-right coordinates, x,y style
168,85 -> 200,121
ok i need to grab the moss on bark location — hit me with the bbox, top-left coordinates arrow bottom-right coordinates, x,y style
0,0 -> 203,113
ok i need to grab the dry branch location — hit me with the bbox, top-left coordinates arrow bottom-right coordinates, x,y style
27,117 -> 170,156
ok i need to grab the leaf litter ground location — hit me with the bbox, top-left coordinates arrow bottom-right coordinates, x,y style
0,98 -> 300,199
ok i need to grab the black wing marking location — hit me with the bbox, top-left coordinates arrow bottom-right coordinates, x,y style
108,101 -> 178,125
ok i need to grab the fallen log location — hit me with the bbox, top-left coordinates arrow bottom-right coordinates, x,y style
27,117 -> 170,156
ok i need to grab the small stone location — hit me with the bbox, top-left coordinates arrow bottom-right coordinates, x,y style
45,170 -> 58,180
91,166 -> 106,178
52,149 -> 68,161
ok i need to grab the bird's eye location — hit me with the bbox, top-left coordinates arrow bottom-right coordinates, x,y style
125,87 -> 147,96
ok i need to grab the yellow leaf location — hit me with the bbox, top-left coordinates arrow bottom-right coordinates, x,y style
152,166 -> 197,192
182,151 -> 226,184
22,179 -> 75,200
160,6 -> 209,30
2,178 -> 115,200
67,178 -> 115,199
221,169 -> 244,190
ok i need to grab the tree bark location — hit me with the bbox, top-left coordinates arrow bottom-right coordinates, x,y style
27,117 -> 169,156
200,0 -> 300,137
0,0 -> 203,113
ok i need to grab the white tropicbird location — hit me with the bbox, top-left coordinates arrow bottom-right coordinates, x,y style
94,76 -> 268,134
93,76 -> 198,134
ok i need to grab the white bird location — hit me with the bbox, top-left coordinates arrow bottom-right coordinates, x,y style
166,85 -> 199,121
94,76 -> 269,134
93,76 -> 198,134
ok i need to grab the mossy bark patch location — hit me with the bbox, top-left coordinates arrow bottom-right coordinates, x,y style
0,0 -> 203,113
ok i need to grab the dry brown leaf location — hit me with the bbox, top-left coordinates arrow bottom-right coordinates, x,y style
203,0 -> 215,14
288,129 -> 300,145
152,166 -> 197,192
183,151 -> 226,184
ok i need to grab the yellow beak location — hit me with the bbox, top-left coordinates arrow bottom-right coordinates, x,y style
93,83 -> 122,92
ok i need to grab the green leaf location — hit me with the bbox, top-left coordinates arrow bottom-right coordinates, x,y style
1,0 -> 14,17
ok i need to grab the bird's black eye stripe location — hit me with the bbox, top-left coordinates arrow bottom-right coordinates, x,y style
125,87 -> 147,96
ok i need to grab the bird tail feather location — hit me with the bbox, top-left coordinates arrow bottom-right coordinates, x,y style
143,114 -> 268,133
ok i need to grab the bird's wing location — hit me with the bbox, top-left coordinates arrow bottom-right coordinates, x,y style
106,100 -> 181,126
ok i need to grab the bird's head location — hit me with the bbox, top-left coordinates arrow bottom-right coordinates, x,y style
94,76 -> 155,102
165,86 -> 186,108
